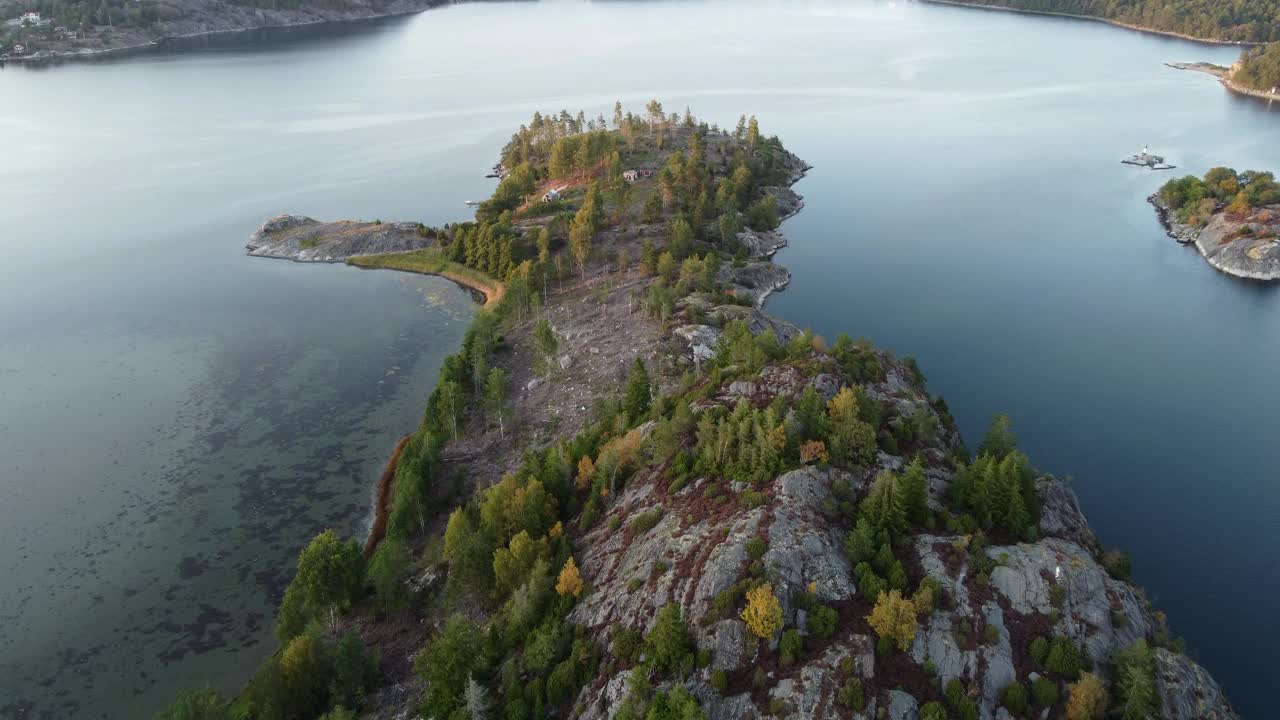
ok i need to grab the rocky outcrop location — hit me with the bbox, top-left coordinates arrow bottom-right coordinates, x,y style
1151,195 -> 1280,280
246,214 -> 429,262
1035,475 -> 1098,551
717,261 -> 791,307
1154,648 -> 1238,720
1194,209 -> 1280,280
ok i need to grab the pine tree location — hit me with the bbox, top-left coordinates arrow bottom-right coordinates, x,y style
484,367 -> 508,438
464,675 -> 491,720
845,517 -> 877,564
669,217 -> 694,260
612,100 -> 623,129
979,413 -> 1017,458
536,227 -> 551,263
862,472 -> 907,539
900,457 -> 929,524
746,115 -> 760,147
623,358 -> 652,422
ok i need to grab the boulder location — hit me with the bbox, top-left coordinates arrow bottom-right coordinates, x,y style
887,690 -> 920,720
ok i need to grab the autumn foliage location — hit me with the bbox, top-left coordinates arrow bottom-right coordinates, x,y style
741,583 -> 784,639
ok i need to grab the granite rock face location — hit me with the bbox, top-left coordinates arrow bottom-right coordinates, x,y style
1154,648 -> 1239,720
1193,209 -> 1280,280
1152,195 -> 1280,280
246,214 -> 429,262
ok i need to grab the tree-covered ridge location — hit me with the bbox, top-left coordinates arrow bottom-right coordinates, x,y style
937,0 -> 1280,42
1234,42 -> 1280,91
1158,166 -> 1280,227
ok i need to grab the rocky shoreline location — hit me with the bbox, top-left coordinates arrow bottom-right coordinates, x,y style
4,0 -> 445,67
1150,194 -> 1280,280
246,214 -> 430,262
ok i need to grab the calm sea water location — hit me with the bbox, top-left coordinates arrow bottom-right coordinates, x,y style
1,0 -> 1275,717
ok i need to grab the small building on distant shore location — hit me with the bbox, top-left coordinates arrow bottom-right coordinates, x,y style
20,11 -> 40,25
12,43 -> 26,55
543,188 -> 562,202
623,170 -> 639,183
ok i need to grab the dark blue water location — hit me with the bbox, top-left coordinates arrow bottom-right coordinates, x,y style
1,0 -> 1275,716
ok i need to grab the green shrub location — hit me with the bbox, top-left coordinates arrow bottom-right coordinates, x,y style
1000,681 -> 1029,714
741,489 -> 766,508
779,629 -> 803,666
836,677 -> 864,709
612,628 -> 642,663
807,605 -> 838,640
983,624 -> 1000,646
945,678 -> 979,720
154,688 -> 230,720
645,604 -> 692,676
1031,677 -> 1059,707
629,508 -> 663,534
1046,636 -> 1082,680
711,669 -> 728,693
746,537 -> 768,560
920,701 -> 948,720
1029,636 -> 1049,666
627,578 -> 642,593
752,666 -> 767,688
667,476 -> 687,494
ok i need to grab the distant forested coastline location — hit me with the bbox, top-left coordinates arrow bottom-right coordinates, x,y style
1235,43 -> 1280,90
927,0 -> 1280,43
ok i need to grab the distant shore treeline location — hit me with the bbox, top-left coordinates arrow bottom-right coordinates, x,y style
927,0 -> 1280,43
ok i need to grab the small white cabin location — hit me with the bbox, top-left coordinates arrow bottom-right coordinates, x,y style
622,170 -> 639,183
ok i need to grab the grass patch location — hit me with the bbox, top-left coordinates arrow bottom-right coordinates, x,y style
348,248 -> 504,309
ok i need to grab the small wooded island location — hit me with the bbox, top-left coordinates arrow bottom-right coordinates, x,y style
157,105 -> 1236,720
1153,167 -> 1280,280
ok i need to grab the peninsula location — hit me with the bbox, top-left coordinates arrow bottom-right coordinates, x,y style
159,106 -> 1236,720
1166,52 -> 1280,103
1153,167 -> 1280,280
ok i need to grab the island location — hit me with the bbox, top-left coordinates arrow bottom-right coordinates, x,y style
0,0 -> 444,64
1153,167 -> 1280,280
155,105 -> 1237,720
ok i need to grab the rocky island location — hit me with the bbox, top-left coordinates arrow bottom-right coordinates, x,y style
1153,167 -> 1280,280
158,105 -> 1237,720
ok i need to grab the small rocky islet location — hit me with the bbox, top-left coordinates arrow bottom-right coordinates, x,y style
215,107 -> 1236,720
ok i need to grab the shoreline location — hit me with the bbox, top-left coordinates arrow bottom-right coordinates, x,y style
920,0 -> 1263,47
364,434 -> 411,557
346,253 -> 506,310
1164,62 -> 1280,103
3,2 -> 445,67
